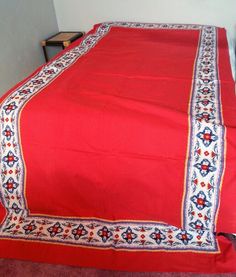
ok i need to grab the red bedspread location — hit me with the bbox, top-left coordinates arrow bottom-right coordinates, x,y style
0,22 -> 236,273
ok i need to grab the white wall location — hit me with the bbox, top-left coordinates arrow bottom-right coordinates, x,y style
1,0 -> 235,96
54,0 -> 236,42
0,0 -> 58,95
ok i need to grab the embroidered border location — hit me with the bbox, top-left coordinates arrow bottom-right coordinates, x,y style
183,28 -> 224,238
0,22 -> 223,252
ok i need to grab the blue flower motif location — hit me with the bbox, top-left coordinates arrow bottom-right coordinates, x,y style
191,191 -> 212,210
3,177 -> 19,193
11,203 -> 21,214
199,87 -> 212,95
3,102 -> 17,115
55,62 -> 64,68
197,99 -> 212,107
121,227 -> 137,244
97,226 -> 112,243
197,127 -> 218,147
44,69 -> 55,75
194,159 -> 216,177
196,112 -> 214,122
2,125 -> 14,141
176,230 -> 193,245
3,151 -> 19,167
32,79 -> 44,85
23,221 -> 37,235
47,222 -> 63,237
189,220 -> 206,235
150,228 -> 166,244
72,224 -> 88,240
18,88 -> 31,96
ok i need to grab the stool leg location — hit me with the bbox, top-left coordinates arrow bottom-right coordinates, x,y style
42,45 -> 49,62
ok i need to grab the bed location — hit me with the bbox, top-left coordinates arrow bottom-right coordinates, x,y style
0,22 -> 236,273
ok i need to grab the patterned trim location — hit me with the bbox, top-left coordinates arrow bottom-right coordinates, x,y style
0,22 -> 223,252
183,28 -> 224,239
0,215 -> 216,250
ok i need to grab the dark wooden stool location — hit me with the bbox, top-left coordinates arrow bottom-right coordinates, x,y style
41,31 -> 85,62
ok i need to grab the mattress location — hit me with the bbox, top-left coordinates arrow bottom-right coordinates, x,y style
0,22 -> 236,273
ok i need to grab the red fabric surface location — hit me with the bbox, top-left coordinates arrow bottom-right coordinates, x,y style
0,200 -> 6,225
0,236 -> 235,273
0,23 -> 236,272
22,27 -> 198,225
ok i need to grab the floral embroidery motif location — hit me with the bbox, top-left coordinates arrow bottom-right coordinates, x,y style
191,191 -> 212,210
176,231 -> 193,245
72,224 -> 88,240
194,159 -> 216,177
196,112 -> 215,122
3,177 -> 19,193
121,227 -> 137,244
2,126 -> 14,141
189,219 -> 207,235
11,203 -> 21,214
3,102 -> 17,115
18,88 -> 31,96
2,151 -> 19,167
197,127 -> 218,147
150,228 -> 166,244
97,226 -> 113,242
47,222 -> 63,237
0,22 -> 223,252
23,221 -> 37,235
